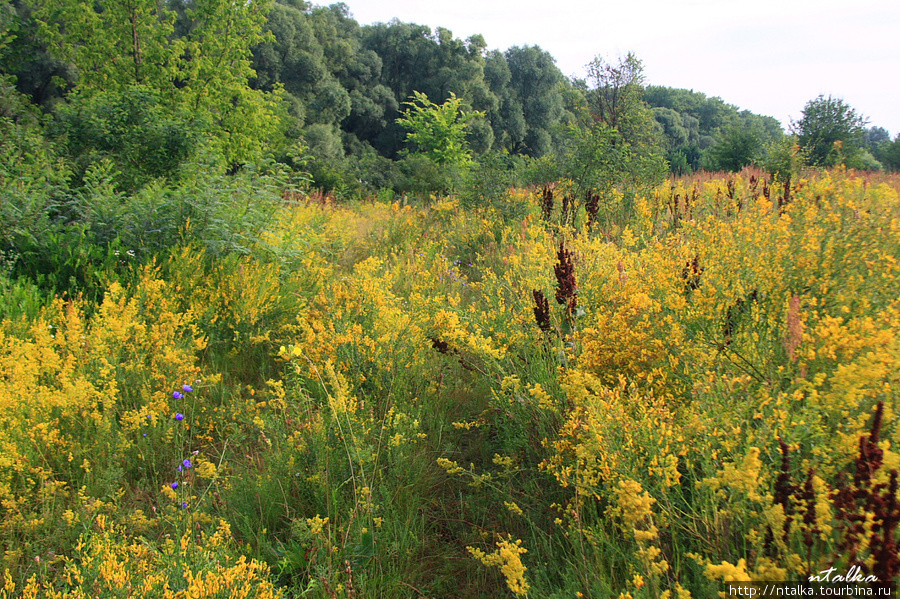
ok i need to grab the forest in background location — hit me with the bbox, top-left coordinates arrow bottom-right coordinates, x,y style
3,0 -> 900,201
2,0 -> 900,597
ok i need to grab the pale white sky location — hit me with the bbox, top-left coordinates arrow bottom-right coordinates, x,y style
341,0 -> 900,136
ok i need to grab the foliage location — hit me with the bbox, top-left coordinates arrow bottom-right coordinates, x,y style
792,95 -> 868,168
51,87 -> 202,191
880,135 -> 900,171
5,2 -> 900,596
11,0 -> 811,178
866,127 -> 900,171
2,159 -> 296,300
460,150 -> 528,220
553,122 -> 666,227
358,21 -> 497,158
545,54 -> 666,226
585,52 -> 649,139
250,11 -> 581,163
397,90 -> 481,167
760,134 -> 807,179
645,86 -> 783,172
703,123 -> 764,172
393,90 -> 484,195
486,45 -> 573,157
34,0 -> 285,170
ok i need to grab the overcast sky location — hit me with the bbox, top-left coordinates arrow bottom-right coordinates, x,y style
341,0 -> 900,136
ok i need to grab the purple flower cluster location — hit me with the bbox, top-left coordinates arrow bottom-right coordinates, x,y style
169,383 -> 196,510
173,384 -> 194,400
172,383 -> 193,421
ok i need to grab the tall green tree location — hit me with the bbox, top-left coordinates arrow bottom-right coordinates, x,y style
864,126 -> 895,170
703,123 -> 763,172
35,0 -> 174,90
792,95 -> 867,167
359,20 -> 496,158
652,107 -> 701,173
547,53 -> 665,225
34,0 -> 285,170
585,52 -> 645,134
486,45 -> 570,157
582,52 -> 661,157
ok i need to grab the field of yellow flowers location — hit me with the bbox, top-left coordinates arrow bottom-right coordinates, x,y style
1,167 -> 898,597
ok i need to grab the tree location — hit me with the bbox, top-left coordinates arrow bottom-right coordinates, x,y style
548,54 -> 665,226
792,95 -> 867,167
35,0 -> 285,171
582,52 -> 661,155
395,91 -> 483,195
864,126 -> 898,170
1,0 -> 75,109
359,20 -> 497,158
645,86 -> 783,173
52,87 -> 200,190
585,52 -> 646,134
397,91 -> 480,167
653,107 -> 701,173
876,134 -> 900,171
703,124 -> 762,172
866,126 -> 891,149
488,45 -> 569,157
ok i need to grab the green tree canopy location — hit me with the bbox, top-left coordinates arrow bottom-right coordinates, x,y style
792,95 -> 867,167
643,86 -> 782,172
585,52 -> 646,134
487,45 -> 570,157
580,53 -> 662,155
703,124 -> 763,172
548,53 -> 665,224
359,20 -> 496,157
34,0 -> 285,170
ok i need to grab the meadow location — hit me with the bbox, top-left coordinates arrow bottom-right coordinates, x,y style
1,167 -> 899,597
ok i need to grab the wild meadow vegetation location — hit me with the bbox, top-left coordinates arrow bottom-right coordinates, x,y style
1,165 -> 899,597
2,0 -> 900,596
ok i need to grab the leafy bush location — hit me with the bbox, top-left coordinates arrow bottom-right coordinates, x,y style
51,87 -> 203,192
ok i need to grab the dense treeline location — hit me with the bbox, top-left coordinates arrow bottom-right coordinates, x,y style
245,1 -> 582,192
4,0 -> 899,199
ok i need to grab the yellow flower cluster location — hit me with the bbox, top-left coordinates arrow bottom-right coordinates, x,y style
0,270 -> 205,575
537,168 -> 900,589
702,447 -> 764,501
1,520 -> 279,598
468,537 -> 530,597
